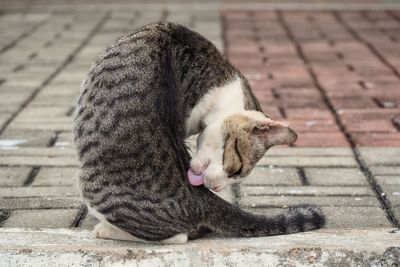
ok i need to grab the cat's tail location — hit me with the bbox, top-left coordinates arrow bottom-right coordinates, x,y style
202,193 -> 325,236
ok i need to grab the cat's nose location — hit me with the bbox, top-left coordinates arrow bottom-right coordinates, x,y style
190,159 -> 210,175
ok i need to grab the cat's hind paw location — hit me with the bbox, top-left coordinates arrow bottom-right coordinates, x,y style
161,233 -> 188,244
93,222 -> 114,239
93,222 -> 139,241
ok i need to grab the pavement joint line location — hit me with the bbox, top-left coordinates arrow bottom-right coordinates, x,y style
70,205 -> 88,228
22,166 -> 40,187
66,106 -> 76,117
362,11 -> 397,42
0,210 -> 10,226
277,10 -> 400,228
0,12 -> 110,137
296,167 -> 309,186
333,11 -> 400,82
353,147 -> 400,228
46,131 -> 59,147
0,13 -> 48,56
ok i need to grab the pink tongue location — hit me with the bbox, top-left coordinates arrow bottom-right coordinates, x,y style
187,168 -> 204,186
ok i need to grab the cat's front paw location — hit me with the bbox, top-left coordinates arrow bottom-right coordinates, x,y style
93,222 -> 113,239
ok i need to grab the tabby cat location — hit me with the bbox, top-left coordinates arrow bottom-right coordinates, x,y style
73,22 -> 324,244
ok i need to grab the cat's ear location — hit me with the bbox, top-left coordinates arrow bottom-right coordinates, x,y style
251,119 -> 297,147
223,135 -> 242,177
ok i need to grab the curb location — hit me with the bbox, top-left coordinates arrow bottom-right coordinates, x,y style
0,228 -> 399,266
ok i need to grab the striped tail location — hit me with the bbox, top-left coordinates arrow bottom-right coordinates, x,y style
203,193 -> 325,236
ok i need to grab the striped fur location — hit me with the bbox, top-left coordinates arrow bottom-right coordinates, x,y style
73,22 -> 324,242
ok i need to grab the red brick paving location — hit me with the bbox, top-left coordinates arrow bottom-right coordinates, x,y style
223,10 -> 400,147
224,0 -> 386,3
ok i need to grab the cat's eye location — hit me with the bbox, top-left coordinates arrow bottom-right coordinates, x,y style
228,166 -> 242,178
228,139 -> 242,178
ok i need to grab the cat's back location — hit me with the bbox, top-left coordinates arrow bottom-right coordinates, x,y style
85,22 -> 178,90
73,22 -> 187,175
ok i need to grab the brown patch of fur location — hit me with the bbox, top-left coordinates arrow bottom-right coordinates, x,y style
222,115 -> 260,178
222,113 -> 297,178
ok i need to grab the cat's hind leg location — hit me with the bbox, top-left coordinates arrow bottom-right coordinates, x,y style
94,222 -> 188,244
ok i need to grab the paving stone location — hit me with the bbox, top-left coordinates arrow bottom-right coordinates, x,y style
9,118 -> 72,131
240,186 -> 373,197
0,167 -> 31,187
243,167 -> 301,186
0,186 -> 77,198
304,167 -> 367,186
239,196 -> 380,208
2,209 -> 79,228
359,148 -> 400,166
375,176 -> 400,186
20,107 -> 71,118
54,132 -> 73,147
264,147 -> 354,157
294,132 -> 350,147
0,129 -> 55,147
380,184 -> 400,207
0,156 -> 78,167
0,197 -> 82,210
32,167 -> 78,186
370,166 -> 400,176
0,147 -> 75,157
258,155 -> 357,167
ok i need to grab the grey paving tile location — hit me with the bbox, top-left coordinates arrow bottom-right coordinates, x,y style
304,168 -> 367,186
54,132 -> 73,147
0,147 -> 75,157
243,167 -> 301,186
0,156 -> 78,167
380,184 -> 400,207
240,186 -> 373,197
0,197 -> 82,210
0,186 -> 77,198
359,148 -> 400,166
266,147 -> 354,156
0,129 -> 55,147
375,176 -> 400,186
2,209 -> 79,228
370,166 -> 400,176
258,156 -> 357,167
33,167 -> 78,186
239,195 -> 381,208
0,167 -> 31,187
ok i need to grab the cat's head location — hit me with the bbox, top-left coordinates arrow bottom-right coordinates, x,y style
189,110 -> 297,191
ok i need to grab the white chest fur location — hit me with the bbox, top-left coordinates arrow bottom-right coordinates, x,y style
185,76 -> 245,137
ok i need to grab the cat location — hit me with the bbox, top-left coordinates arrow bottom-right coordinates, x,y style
73,22 -> 325,244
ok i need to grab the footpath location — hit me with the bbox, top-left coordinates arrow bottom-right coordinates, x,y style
0,0 -> 399,266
